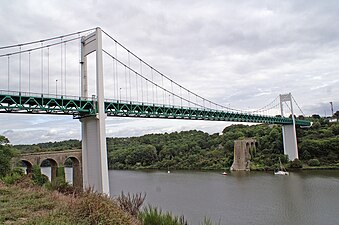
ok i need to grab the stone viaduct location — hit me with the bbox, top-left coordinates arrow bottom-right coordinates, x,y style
13,150 -> 82,189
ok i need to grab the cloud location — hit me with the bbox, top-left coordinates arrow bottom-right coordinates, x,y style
1,0 -> 339,144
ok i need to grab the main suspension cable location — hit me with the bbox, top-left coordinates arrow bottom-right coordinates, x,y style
0,28 -> 95,50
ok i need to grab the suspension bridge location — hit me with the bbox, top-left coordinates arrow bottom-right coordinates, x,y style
0,27 -> 311,195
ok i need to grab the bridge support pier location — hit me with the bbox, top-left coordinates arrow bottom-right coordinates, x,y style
81,117 -> 109,194
51,163 -> 65,185
282,124 -> 298,160
72,158 -> 83,190
231,138 -> 256,171
50,161 -> 58,184
280,93 -> 299,160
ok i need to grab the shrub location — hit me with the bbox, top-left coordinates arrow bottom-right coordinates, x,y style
117,191 -> 146,217
75,189 -> 134,225
45,178 -> 78,195
1,167 -> 24,185
308,159 -> 320,166
139,206 -> 188,225
289,159 -> 302,168
31,165 -> 49,186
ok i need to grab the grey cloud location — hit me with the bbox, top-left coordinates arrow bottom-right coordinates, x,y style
3,130 -> 14,135
1,0 -> 339,143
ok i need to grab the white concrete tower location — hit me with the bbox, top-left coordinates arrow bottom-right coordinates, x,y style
280,93 -> 299,160
80,28 -> 110,195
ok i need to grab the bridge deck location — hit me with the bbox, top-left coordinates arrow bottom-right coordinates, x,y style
0,91 -> 311,126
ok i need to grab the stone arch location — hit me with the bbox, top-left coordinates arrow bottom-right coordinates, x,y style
40,158 -> 59,184
231,138 -> 257,171
21,159 -> 33,174
64,156 -> 82,189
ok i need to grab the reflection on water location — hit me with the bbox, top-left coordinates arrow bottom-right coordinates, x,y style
109,170 -> 339,225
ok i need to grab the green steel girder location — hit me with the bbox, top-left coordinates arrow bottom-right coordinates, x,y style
104,101 -> 311,126
0,92 -> 311,126
0,93 -> 95,116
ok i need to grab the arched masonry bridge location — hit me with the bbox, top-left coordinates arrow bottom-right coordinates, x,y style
13,150 -> 82,189
0,27 -> 311,195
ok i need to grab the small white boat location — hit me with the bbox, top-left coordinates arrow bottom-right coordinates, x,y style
274,170 -> 289,175
274,157 -> 289,175
167,170 -> 171,174
222,171 -> 228,175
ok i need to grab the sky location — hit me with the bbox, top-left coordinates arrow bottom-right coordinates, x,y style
0,0 -> 339,144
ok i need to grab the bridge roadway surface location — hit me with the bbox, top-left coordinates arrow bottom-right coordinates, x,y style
0,91 -> 311,126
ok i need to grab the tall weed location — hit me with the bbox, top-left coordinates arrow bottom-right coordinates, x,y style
139,205 -> 188,225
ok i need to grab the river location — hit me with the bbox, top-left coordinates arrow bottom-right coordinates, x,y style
41,168 -> 339,225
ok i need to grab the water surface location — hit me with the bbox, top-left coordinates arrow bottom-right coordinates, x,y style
40,168 -> 339,225
109,170 -> 339,225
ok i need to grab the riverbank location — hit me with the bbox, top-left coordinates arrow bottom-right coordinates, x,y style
0,177 -> 137,225
1,173 -> 217,225
110,163 -> 339,172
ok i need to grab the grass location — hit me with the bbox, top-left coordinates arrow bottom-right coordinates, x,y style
0,177 -> 137,225
0,181 -> 63,224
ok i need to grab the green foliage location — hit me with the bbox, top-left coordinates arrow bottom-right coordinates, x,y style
1,168 -> 24,185
15,139 -> 81,153
0,135 -> 16,177
31,165 -> 49,186
308,159 -> 320,166
289,159 -> 303,168
331,123 -> 339,135
11,116 -> 339,171
45,179 -> 76,195
108,130 -> 228,170
139,206 -> 187,225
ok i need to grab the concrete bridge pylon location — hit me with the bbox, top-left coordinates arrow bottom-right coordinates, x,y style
280,93 -> 299,160
80,27 -> 110,195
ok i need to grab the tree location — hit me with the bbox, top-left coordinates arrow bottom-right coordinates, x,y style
0,135 -> 16,177
331,124 -> 339,135
289,159 -> 302,168
308,159 -> 320,166
333,111 -> 339,118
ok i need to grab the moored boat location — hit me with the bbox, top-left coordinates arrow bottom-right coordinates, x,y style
274,157 -> 289,175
